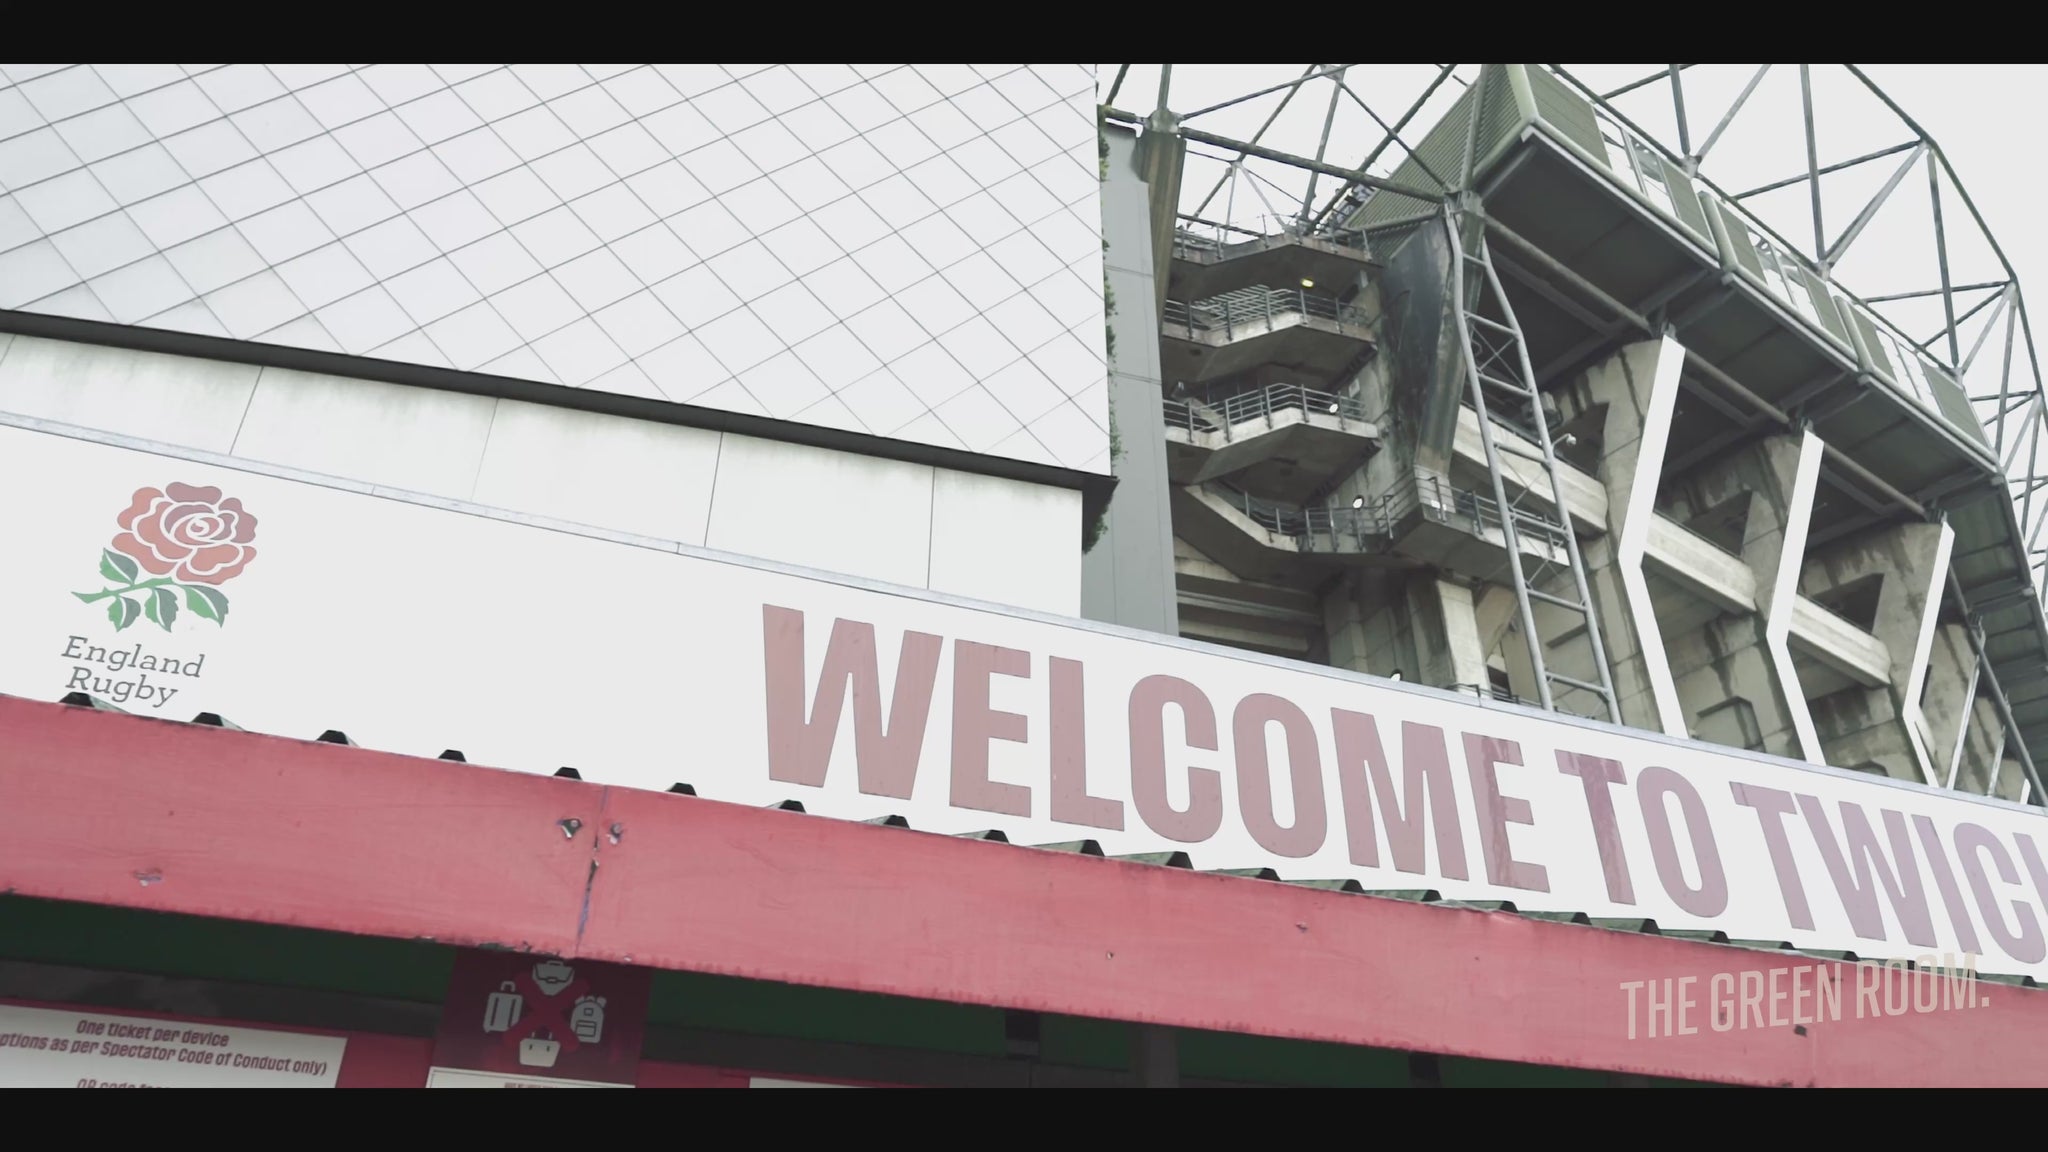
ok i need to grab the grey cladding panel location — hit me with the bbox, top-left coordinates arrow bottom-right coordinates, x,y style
1661,165 -> 1713,246
1476,64 -> 1524,168
1852,310 -> 1897,380
1524,66 -> 1604,160
1798,268 -> 1850,345
1923,362 -> 1990,448
1716,203 -> 1764,280
1353,81 -> 1480,228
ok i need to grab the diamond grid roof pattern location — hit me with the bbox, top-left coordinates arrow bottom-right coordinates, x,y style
0,64 -> 1111,473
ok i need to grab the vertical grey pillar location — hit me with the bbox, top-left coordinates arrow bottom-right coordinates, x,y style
1923,623 -> 1983,785
1081,120 -> 1178,637
1084,119 -> 1181,1087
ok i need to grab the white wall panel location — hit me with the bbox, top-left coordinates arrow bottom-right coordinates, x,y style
0,333 -> 256,451
0,64 -> 1109,472
229,365 -> 497,498
928,469 -> 1080,614
703,435 -> 934,589
470,397 -> 721,544
0,335 -> 1080,614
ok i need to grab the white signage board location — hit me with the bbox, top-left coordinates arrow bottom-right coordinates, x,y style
0,1003 -> 345,1087
6,422 -> 2048,979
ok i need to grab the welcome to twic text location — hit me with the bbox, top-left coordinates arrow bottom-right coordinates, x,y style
1621,954 -> 1986,1039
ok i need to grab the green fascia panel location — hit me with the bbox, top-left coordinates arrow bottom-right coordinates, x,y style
1437,1054 -> 1619,1088
0,896 -> 1009,1058
648,970 -> 1009,1057
1037,1013 -> 1131,1071
1178,1027 -> 1412,1086
0,898 -> 1738,1085
0,895 -> 455,1003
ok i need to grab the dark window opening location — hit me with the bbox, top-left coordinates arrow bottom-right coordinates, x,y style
1684,492 -> 1752,556
1809,573 -> 1883,633
1486,665 -> 1514,702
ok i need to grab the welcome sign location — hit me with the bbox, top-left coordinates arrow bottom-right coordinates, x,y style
5,420 -> 2048,980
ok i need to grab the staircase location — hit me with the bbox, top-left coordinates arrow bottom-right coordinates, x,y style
1161,380 -> 1380,503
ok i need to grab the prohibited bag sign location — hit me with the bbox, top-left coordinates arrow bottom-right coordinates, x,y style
428,950 -> 651,1088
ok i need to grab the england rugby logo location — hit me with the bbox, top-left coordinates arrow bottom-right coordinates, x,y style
72,483 -> 259,633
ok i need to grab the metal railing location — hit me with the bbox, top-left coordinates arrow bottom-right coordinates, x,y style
1409,471 -> 1572,553
1210,468 -> 1574,555
1218,486 -> 1391,541
1161,381 -> 1372,437
1449,682 -> 1529,706
1448,681 -> 1595,720
1162,287 -> 1373,341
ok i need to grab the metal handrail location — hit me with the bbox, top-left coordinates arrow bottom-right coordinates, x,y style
1448,682 -> 1528,706
1219,486 -> 1393,540
1412,470 -> 1571,552
1160,381 -> 1371,436
1447,681 -> 1594,720
1162,287 -> 1373,339
1213,468 -> 1573,554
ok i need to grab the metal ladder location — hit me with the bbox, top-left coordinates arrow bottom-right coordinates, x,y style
1443,205 -> 1620,724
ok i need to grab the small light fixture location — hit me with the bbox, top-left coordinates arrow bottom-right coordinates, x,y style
1300,278 -> 1315,289
1327,400 -> 1341,414
1351,495 -> 1366,509
1389,669 -> 1404,682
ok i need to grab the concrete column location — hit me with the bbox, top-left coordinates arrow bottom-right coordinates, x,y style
1081,121 -> 1178,637
1800,520 -> 1955,782
1659,431 -> 1824,762
1433,578 -> 1499,684
1952,689 -> 2005,795
1992,754 -> 2030,803
1577,336 -> 1685,736
1924,623 -> 1999,788
1323,572 -> 1487,690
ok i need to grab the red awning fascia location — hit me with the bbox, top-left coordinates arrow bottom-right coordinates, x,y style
3,695 -> 2042,1088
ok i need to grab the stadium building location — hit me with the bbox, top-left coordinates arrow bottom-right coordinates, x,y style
0,62 -> 2043,1088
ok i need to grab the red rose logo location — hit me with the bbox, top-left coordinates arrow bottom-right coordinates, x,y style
76,483 -> 258,633
112,483 -> 259,585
